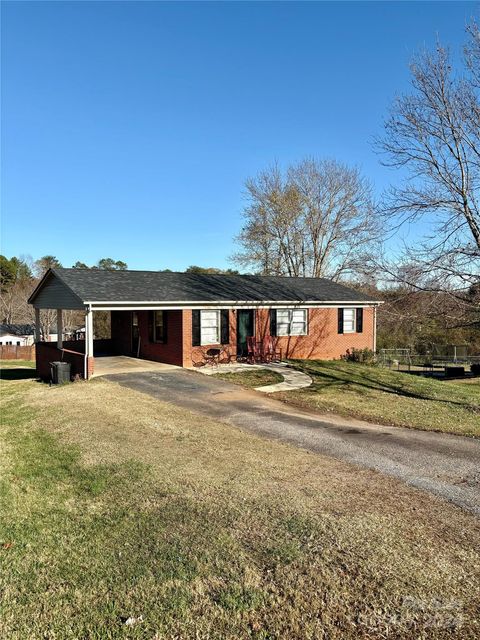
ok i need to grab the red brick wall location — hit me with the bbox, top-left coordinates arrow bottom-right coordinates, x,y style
255,307 -> 375,360
110,310 -> 185,366
137,311 -> 184,366
179,307 -> 375,366
110,306 -> 375,369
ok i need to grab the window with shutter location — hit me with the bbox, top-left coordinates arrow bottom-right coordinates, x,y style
356,308 -> 363,333
343,308 -> 355,333
274,309 -> 307,336
192,310 -> 201,346
220,310 -> 230,344
200,310 -> 220,345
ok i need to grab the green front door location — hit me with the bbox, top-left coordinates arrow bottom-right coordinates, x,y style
237,310 -> 254,357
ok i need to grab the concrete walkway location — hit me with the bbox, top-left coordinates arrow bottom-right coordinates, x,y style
198,361 -> 312,392
103,369 -> 480,516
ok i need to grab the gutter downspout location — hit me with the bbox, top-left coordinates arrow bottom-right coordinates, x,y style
84,304 -> 92,380
373,305 -> 377,355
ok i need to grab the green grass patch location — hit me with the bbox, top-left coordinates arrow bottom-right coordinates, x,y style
213,368 -> 284,388
280,360 -> 480,437
0,359 -> 35,368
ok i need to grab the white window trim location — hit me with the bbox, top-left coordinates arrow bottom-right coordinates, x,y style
200,309 -> 221,346
343,308 -> 356,333
276,309 -> 308,336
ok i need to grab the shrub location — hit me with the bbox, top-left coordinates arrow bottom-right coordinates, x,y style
342,348 -> 376,364
471,363 -> 480,376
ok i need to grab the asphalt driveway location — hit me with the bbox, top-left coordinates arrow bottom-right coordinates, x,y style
104,369 -> 480,516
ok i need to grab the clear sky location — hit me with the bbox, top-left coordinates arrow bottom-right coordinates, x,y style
1,1 -> 476,271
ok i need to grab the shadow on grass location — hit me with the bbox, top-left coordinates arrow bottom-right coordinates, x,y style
0,368 -> 38,381
291,361 -> 479,411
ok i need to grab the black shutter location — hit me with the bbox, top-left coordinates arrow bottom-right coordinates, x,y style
162,311 -> 168,343
356,308 -> 363,334
192,310 -> 201,346
148,311 -> 154,342
220,310 -> 229,344
338,308 -> 344,334
270,309 -> 277,337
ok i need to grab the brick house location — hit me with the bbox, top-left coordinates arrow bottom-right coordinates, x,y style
29,268 -> 382,379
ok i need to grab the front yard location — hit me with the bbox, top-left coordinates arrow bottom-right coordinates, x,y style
1,364 -> 480,638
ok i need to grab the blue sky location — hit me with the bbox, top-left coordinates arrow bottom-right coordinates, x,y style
1,1 -> 476,271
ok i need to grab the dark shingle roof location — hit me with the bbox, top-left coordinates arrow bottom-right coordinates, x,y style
0,324 -> 36,336
52,268 -> 378,303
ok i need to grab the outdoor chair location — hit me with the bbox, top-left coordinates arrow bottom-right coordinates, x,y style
246,336 -> 261,363
264,336 -> 282,362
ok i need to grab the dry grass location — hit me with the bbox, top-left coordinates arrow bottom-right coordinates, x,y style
213,368 -> 283,388
1,372 -> 480,639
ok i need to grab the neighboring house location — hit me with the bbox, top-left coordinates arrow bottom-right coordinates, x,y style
28,268 -> 383,379
0,323 -> 58,346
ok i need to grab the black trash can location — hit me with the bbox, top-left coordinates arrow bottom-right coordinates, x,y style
50,361 -> 71,384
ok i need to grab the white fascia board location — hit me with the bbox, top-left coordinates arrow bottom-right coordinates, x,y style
88,300 -> 383,311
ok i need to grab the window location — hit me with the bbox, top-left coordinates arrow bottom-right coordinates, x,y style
153,311 -> 166,343
343,308 -> 355,333
16,341 -> 21,346
276,309 -> 307,336
200,310 -> 220,345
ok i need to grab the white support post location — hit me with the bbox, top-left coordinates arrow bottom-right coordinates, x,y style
35,308 -> 41,342
56,309 -> 63,349
84,307 -> 94,380
85,307 -> 94,358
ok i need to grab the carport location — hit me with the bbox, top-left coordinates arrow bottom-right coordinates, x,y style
28,269 -> 190,380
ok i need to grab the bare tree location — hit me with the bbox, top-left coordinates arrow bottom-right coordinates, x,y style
465,20 -> 480,88
375,25 -> 480,295
34,255 -> 62,277
234,158 -> 379,279
0,278 -> 32,324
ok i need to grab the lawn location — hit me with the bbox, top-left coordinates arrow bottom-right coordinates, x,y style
1,371 -> 480,638
213,368 -> 283,388
267,360 -> 478,438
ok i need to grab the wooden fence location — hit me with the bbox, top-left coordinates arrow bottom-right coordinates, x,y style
0,345 -> 36,360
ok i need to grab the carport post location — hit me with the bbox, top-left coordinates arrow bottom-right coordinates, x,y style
56,309 -> 63,349
85,306 -> 94,378
34,308 -> 41,342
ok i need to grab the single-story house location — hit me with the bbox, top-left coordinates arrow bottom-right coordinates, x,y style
0,323 -> 58,346
28,268 -> 383,379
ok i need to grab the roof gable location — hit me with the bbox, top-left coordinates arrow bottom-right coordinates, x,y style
28,271 -> 86,309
